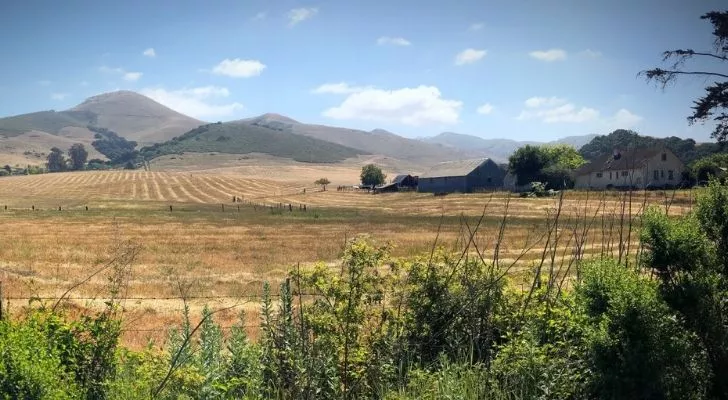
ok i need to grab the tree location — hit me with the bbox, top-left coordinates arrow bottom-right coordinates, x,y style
68,143 -> 88,171
314,178 -> 331,191
542,144 -> 586,170
508,145 -> 549,185
46,147 -> 66,172
640,11 -> 728,142
360,164 -> 386,187
692,153 -> 728,182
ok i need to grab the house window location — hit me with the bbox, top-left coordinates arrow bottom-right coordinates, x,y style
654,170 -> 659,180
609,172 -> 612,180
668,170 -> 674,180
596,172 -> 603,178
487,177 -> 492,183
661,153 -> 667,161
661,170 -> 665,178
621,171 -> 628,177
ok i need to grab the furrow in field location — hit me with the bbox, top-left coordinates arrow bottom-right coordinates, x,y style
179,175 -> 218,203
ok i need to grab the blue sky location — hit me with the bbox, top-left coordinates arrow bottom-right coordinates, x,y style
0,0 -> 725,142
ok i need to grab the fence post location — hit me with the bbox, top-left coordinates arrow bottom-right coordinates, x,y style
221,204 -> 225,212
169,205 -> 173,212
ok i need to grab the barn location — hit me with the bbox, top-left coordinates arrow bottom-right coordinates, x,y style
392,174 -> 418,190
418,158 -> 505,193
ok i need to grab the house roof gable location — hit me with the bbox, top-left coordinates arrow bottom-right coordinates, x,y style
575,148 -> 675,176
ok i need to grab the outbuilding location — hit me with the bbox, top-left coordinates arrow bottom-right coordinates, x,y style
418,158 -> 504,193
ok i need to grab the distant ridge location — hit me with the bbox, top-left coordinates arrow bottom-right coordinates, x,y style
422,132 -> 599,162
237,113 -> 467,164
140,121 -> 366,163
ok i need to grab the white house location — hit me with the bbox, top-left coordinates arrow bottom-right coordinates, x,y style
574,147 -> 686,189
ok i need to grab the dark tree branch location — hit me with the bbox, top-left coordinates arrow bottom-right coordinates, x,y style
661,49 -> 728,67
640,69 -> 728,86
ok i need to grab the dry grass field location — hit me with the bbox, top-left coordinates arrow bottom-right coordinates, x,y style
0,166 -> 696,348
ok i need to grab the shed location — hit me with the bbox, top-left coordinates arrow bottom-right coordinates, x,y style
392,174 -> 418,190
418,158 -> 505,193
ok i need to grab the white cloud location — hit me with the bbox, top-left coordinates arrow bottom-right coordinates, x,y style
476,103 -> 494,115
143,48 -> 156,57
51,93 -> 70,100
37,80 -> 52,86
524,96 -> 567,108
123,72 -> 142,82
287,7 -> 318,26
322,85 -> 462,126
377,36 -> 411,46
518,96 -> 643,128
211,58 -> 266,78
580,49 -> 602,58
609,109 -> 643,128
140,86 -> 244,120
253,11 -> 266,20
99,66 -> 124,74
518,97 -> 598,123
100,66 -> 142,82
529,48 -> 567,62
469,22 -> 484,31
455,48 -> 487,65
311,82 -> 372,94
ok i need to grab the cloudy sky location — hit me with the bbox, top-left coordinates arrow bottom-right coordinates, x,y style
0,0 -> 724,141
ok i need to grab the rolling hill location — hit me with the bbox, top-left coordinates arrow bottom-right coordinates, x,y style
0,91 -> 204,165
69,91 -> 203,143
239,113 -> 467,164
139,121 -> 367,163
422,132 -> 599,162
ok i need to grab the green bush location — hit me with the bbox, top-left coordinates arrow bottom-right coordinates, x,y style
641,180 -> 728,398
577,260 -> 711,399
0,319 -> 80,399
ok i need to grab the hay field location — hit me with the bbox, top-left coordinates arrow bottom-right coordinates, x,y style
0,169 -> 695,347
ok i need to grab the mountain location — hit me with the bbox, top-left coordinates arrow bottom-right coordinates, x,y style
421,132 -> 599,162
0,91 -> 204,165
69,91 -> 203,143
238,114 -> 466,164
140,121 -> 366,164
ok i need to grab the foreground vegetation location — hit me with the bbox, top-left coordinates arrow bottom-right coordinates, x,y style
1,181 -> 726,399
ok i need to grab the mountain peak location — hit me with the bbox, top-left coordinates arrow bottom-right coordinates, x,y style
67,90 -> 202,142
255,113 -> 300,124
70,90 -> 156,111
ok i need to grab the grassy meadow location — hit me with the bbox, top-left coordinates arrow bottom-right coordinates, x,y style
0,169 -> 695,347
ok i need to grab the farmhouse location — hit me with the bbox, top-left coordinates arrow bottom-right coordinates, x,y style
418,158 -> 504,193
574,147 -> 686,189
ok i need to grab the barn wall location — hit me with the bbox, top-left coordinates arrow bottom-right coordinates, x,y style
467,160 -> 505,191
418,176 -> 468,193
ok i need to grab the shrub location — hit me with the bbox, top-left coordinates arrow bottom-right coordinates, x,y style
577,260 -> 711,399
0,319 -> 80,399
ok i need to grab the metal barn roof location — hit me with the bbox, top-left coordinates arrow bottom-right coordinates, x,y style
420,158 -> 490,179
